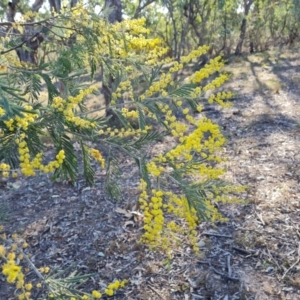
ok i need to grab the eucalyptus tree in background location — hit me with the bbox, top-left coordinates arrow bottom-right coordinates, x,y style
5,0 -> 45,64
1,0 -> 80,64
235,0 -> 254,55
102,0 -> 122,115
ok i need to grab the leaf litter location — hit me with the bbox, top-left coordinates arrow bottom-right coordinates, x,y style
1,48 -> 300,299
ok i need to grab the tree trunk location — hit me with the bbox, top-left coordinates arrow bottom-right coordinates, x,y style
235,18 -> 247,55
7,0 -> 79,65
7,0 -> 45,65
103,0 -> 122,118
177,0 -> 191,62
105,0 -> 122,24
235,0 -> 254,56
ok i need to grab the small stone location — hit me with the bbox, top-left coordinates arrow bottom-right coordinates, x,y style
198,239 -> 206,248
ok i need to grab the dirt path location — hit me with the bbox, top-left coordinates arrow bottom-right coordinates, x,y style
209,48 -> 300,299
1,48 -> 300,300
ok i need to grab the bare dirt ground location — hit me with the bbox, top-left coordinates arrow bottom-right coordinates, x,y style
1,47 -> 300,300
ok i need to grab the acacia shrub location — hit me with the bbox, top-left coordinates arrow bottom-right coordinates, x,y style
0,4 -> 243,299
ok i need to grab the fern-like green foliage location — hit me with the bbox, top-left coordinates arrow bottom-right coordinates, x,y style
0,5 -> 240,226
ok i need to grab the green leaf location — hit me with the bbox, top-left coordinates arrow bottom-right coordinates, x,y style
169,83 -> 197,97
137,105 -> 146,130
40,73 -> 59,104
80,141 -> 95,187
135,156 -> 151,189
52,134 -> 78,183
90,56 -> 97,80
112,109 -> 133,129
105,148 -> 121,199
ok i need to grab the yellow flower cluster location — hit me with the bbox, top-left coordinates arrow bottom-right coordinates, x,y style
104,279 -> 128,296
0,227 -> 130,300
164,193 -> 199,253
169,61 -> 184,73
3,54 -> 23,68
128,37 -> 162,52
16,134 -> 65,176
0,106 -> 5,115
98,126 -> 152,138
0,162 -> 11,178
163,117 -> 226,164
188,56 -> 224,84
139,189 -> 164,245
92,290 -> 102,298
203,73 -> 229,91
38,266 -> 50,273
90,148 -> 105,168
138,182 -> 200,253
112,17 -> 150,35
181,45 -> 210,64
142,73 -> 173,99
0,230 -> 34,300
51,88 -> 97,129
208,91 -> 233,107
146,161 -> 164,177
145,46 -> 169,65
4,105 -> 38,131
21,10 -> 37,21
111,80 -> 133,104
121,108 -> 139,119
2,258 -> 22,283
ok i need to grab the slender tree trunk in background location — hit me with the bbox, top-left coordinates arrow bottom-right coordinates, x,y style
235,18 -> 247,55
103,0 -> 122,116
235,0 -> 254,56
189,0 -> 212,65
7,0 -> 79,65
7,0 -> 44,64
177,0 -> 191,61
164,0 -> 178,59
105,0 -> 122,23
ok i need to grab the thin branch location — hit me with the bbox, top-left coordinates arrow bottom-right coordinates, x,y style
282,243 -> 300,280
133,0 -> 156,19
212,267 -> 240,281
203,232 -> 233,238
21,249 -> 45,281
0,15 -> 59,27
227,255 -> 232,277
0,3 -> 84,27
0,32 -> 41,55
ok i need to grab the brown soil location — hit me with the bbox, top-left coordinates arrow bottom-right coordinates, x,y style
1,47 -> 300,300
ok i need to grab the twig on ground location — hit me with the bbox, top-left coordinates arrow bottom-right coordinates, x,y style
227,255 -> 232,277
232,245 -> 256,255
147,284 -> 164,299
191,293 -> 205,299
197,260 -> 210,265
203,232 -> 233,238
211,267 -> 240,281
266,248 -> 282,271
282,243 -> 300,280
